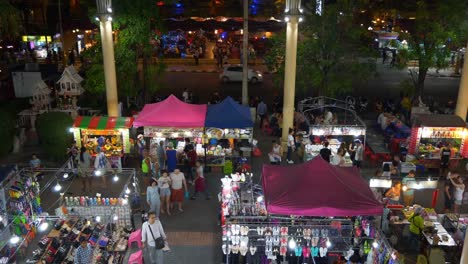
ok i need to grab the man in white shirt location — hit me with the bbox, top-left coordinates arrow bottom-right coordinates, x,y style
141,211 -> 167,264
170,169 -> 188,212
257,99 -> 267,128
286,128 -> 295,164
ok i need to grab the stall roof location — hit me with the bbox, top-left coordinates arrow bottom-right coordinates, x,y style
262,157 -> 383,217
134,95 -> 207,128
412,114 -> 467,127
73,116 -> 134,130
205,96 -> 253,128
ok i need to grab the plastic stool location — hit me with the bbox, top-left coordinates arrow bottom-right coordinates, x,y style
128,250 -> 143,264
128,229 -> 142,249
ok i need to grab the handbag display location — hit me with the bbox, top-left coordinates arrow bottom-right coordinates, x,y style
148,224 -> 165,249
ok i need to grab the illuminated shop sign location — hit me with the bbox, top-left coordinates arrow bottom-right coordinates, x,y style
420,127 -> 466,139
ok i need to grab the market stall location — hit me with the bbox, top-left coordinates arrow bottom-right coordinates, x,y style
220,157 -> 395,264
205,97 -> 254,173
407,114 -> 468,169
22,167 -> 138,264
298,97 -> 366,163
72,116 -> 134,171
134,95 -> 207,169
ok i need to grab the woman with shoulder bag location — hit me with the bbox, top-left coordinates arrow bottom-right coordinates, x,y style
142,211 -> 167,264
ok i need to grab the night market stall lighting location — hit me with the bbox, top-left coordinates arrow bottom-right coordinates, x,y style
53,182 -> 62,192
369,178 -> 392,188
39,222 -> 49,232
10,235 -> 20,245
113,175 -> 119,182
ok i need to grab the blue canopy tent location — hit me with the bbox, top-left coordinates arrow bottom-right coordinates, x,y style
205,97 -> 253,128
204,97 -> 254,172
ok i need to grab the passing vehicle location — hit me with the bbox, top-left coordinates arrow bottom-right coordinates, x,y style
220,65 -> 263,84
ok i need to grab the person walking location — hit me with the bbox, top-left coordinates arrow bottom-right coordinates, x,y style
137,135 -> 146,161
74,237 -> 93,264
141,211 -> 167,264
439,144 -> 451,177
142,151 -> 152,188
67,141 -> 79,168
94,147 -> 108,184
408,207 -> 425,253
257,99 -> 267,129
157,141 -> 166,174
449,174 -> 465,213
402,170 -> 416,206
170,169 -> 188,212
354,140 -> 364,168
158,170 -> 172,215
78,147 -> 92,193
166,142 -> 177,173
286,128 -> 295,164
319,141 -> 332,163
193,48 -> 199,65
147,178 -> 161,216
191,161 -> 210,200
444,173 -> 454,212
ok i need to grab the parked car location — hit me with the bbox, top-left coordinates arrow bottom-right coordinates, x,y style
220,65 -> 263,83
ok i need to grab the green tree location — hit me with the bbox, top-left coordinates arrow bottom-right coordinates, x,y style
36,112 -> 73,161
395,0 -> 468,96
264,0 -> 377,97
81,0 -> 166,105
0,0 -> 22,41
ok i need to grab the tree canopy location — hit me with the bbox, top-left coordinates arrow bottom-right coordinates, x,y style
265,0 -> 377,97
81,0 -> 166,105
394,0 -> 468,95
0,0 -> 22,41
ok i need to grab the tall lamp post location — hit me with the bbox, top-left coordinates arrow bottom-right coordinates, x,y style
96,0 -> 119,117
281,0 -> 302,148
241,0 -> 249,105
455,43 -> 468,122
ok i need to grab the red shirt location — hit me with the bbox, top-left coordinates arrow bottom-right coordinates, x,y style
187,150 -> 197,167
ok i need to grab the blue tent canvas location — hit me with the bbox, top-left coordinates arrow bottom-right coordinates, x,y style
205,97 -> 254,128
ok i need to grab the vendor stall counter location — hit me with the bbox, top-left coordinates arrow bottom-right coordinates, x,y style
408,114 -> 468,170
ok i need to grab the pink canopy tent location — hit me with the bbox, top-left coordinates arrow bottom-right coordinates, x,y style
262,157 -> 383,217
133,95 -> 207,127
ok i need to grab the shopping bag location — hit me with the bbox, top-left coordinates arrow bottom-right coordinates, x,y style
184,191 -> 190,200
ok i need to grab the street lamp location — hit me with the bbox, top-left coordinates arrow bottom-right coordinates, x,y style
281,0 -> 302,150
96,0 -> 119,117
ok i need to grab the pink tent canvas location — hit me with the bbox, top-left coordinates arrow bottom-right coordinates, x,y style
133,95 -> 207,127
262,157 -> 383,217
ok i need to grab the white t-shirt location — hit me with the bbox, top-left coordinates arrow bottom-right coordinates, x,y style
170,172 -> 185,189
141,220 -> 166,247
287,135 -> 295,147
158,176 -> 171,189
196,166 -> 204,178
454,184 -> 465,201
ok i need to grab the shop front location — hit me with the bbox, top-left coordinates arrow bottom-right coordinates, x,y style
72,116 -> 134,171
408,114 -> 468,169
304,125 -> 365,165
205,97 -> 253,173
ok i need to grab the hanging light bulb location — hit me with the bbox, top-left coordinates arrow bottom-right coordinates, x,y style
39,222 -> 49,232
256,196 -> 263,202
10,235 -> 20,245
113,175 -> 119,182
122,198 -> 128,205
54,182 -> 62,192
326,239 -> 332,248
125,187 -> 131,194
63,173 -> 69,179
95,216 -> 101,222
94,170 -> 102,176
288,238 -> 296,249
372,241 -> 379,249
113,215 -> 118,221
402,185 -> 408,192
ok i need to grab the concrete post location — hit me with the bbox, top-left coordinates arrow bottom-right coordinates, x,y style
99,16 -> 119,117
281,16 -> 299,147
455,42 -> 468,121
241,0 -> 249,105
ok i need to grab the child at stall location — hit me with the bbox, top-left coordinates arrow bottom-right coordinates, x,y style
191,161 -> 210,200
